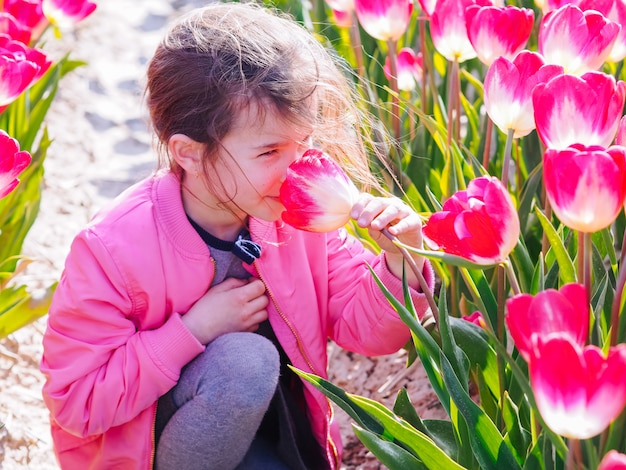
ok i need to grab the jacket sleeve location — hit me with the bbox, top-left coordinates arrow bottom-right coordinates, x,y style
325,228 -> 434,356
40,230 -> 204,438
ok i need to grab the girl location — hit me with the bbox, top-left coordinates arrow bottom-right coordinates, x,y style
40,3 -> 433,469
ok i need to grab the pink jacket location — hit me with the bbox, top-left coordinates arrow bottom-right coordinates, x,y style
40,170 -> 433,470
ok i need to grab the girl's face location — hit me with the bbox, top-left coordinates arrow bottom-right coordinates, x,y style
210,101 -> 314,225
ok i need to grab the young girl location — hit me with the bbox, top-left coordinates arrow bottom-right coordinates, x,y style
40,3 -> 433,469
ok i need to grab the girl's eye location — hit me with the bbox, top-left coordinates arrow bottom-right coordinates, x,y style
259,149 -> 277,157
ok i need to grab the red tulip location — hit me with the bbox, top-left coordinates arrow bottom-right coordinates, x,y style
422,176 -> 520,265
353,0 -> 413,42
466,5 -> 534,66
0,130 -> 31,199
505,283 -> 589,362
604,0 -> 626,62
430,0 -> 477,63
533,71 -> 626,150
41,0 -> 96,28
484,51 -> 563,138
538,4 -> 619,75
599,450 -> 626,470
530,336 -> 626,439
279,149 -> 360,233
384,47 -> 423,91
543,144 -> 626,233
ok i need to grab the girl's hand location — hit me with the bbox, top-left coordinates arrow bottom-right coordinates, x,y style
351,193 -> 425,286
182,278 -> 269,344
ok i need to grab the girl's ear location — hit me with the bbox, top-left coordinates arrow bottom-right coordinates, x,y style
168,134 -> 204,174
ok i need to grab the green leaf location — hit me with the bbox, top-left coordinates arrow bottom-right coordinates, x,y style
534,207 -> 576,284
350,394 -> 467,470
441,353 -> 522,470
353,425 -> 428,470
289,367 -> 384,434
0,282 -> 56,338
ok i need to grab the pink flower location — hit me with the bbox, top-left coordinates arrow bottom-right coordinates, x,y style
505,283 -> 589,362
331,8 -> 353,27
465,5 -> 534,66
4,0 -> 47,30
279,149 -> 360,232
533,71 -> 626,149
616,115 -> 626,145
0,34 -> 51,108
484,51 -> 563,138
463,311 -> 487,329
326,0 -> 355,12
605,0 -> 626,62
0,12 -> 31,44
41,0 -> 96,28
384,47 -> 423,91
599,450 -> 626,470
530,337 -> 626,439
543,144 -> 626,233
538,4 -> 620,75
417,0 -> 437,16
353,0 -> 413,42
422,176 -> 520,265
430,0 -> 477,62
0,130 -> 31,198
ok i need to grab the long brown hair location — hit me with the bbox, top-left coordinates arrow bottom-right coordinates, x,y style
145,2 -> 384,196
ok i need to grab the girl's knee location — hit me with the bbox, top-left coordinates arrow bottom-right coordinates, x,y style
187,332 -> 280,401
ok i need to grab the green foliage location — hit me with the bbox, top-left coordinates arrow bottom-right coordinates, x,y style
267,0 -> 626,468
0,48 -> 86,337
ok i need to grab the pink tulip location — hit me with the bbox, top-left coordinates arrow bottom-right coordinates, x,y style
279,149 -> 360,233
331,8 -> 353,27
0,12 -> 31,44
326,0 -> 355,11
353,0 -> 413,42
600,0 -> 626,62
465,5 -> 534,66
616,115 -> 626,145
4,0 -> 47,30
599,450 -> 626,470
0,130 -> 31,199
0,34 -> 51,108
463,311 -> 487,329
41,0 -> 96,28
538,4 -> 619,75
505,283 -> 589,362
544,144 -> 626,233
384,47 -> 423,92
430,0 -> 477,63
422,176 -> 520,265
533,72 -> 626,150
530,336 -> 626,439
417,0 -> 437,16
484,51 -> 563,138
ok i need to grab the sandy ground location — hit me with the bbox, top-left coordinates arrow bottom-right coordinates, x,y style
0,1 -> 444,468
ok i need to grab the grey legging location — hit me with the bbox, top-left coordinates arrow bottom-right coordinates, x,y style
155,332 -> 289,470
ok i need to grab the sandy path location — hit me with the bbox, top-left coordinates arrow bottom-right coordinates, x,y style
0,1 -> 443,468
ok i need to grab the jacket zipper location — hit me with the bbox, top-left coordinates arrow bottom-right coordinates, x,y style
254,259 -> 340,470
149,403 -> 157,469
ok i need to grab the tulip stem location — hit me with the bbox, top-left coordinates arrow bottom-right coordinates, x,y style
501,128 -> 514,188
503,259 -> 521,295
382,228 -> 440,325
609,229 -> 626,346
386,39 -> 401,141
